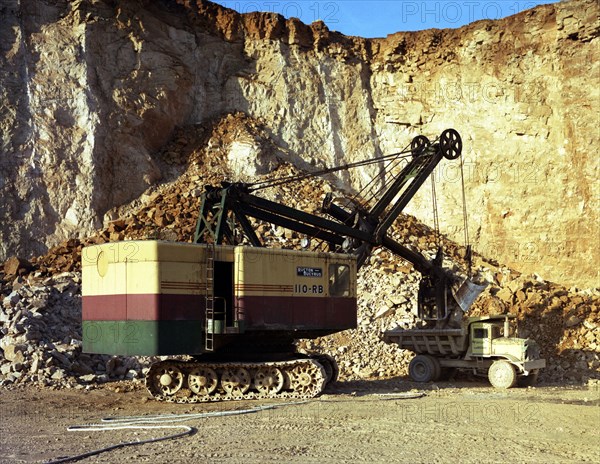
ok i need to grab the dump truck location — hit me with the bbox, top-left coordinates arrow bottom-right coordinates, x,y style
383,314 -> 546,388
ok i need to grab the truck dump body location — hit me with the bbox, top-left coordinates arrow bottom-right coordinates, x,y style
383,328 -> 468,356
82,241 -> 357,357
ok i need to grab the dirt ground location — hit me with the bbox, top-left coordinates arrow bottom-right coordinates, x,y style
1,378 -> 598,464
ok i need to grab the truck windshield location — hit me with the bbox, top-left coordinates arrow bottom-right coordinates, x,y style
491,325 -> 511,338
473,328 -> 488,339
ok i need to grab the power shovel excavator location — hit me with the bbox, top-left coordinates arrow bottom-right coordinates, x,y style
82,129 -> 485,402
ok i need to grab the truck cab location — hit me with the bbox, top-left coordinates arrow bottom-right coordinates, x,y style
466,314 -> 528,361
469,316 -> 514,356
466,315 -> 545,387
470,323 -> 493,355
468,315 -> 526,358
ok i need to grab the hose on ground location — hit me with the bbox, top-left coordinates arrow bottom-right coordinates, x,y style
44,401 -> 307,464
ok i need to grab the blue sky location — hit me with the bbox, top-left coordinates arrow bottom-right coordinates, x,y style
212,1 -> 558,38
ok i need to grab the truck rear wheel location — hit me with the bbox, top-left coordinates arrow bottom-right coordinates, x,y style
488,360 -> 517,389
409,355 -> 436,382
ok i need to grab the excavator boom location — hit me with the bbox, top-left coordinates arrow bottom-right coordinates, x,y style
195,129 -> 475,326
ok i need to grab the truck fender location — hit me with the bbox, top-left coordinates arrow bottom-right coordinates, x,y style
490,355 -> 523,373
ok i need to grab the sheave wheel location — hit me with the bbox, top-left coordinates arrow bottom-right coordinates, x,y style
488,360 -> 517,389
409,355 -> 436,383
439,128 -> 462,160
411,135 -> 430,158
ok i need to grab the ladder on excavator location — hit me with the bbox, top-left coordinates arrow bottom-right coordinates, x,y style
204,243 -> 216,351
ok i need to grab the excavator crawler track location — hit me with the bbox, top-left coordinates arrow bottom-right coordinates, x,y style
145,358 -> 328,403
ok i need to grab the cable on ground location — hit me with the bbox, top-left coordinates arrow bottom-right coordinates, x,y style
44,401 -> 307,464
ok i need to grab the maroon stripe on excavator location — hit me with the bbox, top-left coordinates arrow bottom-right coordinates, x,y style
237,296 -> 357,330
82,294 -> 205,321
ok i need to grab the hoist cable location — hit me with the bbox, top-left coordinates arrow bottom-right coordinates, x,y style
362,135 -> 442,214
248,148 -> 414,192
360,155 -> 409,207
459,154 -> 471,276
286,141 -> 414,252
309,145 -> 415,253
347,138 -> 418,209
431,172 -> 441,249
307,146 -> 412,252
251,134 -> 443,253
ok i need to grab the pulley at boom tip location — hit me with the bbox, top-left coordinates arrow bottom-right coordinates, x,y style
246,128 -> 462,192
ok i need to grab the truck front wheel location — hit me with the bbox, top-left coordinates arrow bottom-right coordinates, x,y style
488,360 -> 517,389
409,355 -> 437,382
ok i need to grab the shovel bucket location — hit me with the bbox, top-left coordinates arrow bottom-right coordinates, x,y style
453,278 -> 488,312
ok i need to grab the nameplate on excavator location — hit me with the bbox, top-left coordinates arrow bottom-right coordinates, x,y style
297,267 -> 323,278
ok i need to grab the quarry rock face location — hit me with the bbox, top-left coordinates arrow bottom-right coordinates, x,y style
0,0 -> 598,288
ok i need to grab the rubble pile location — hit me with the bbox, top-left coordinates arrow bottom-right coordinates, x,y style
471,275 -> 600,383
0,113 -> 598,388
300,263 -> 421,379
0,272 -> 146,388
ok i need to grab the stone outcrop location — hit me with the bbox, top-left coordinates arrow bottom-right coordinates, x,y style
0,0 -> 598,288
0,272 -> 147,387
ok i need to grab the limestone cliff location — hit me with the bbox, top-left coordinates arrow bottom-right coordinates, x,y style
0,0 -> 598,287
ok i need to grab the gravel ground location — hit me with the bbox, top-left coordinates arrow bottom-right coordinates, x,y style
1,379 -> 598,464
